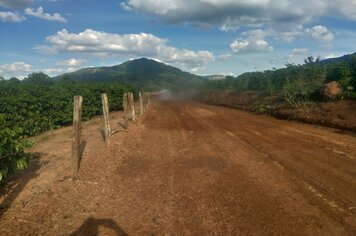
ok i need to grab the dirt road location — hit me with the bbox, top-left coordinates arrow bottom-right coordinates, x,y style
1,101 -> 356,235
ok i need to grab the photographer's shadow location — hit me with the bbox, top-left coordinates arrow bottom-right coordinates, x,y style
70,217 -> 127,236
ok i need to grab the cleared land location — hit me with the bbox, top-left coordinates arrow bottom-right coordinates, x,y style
1,101 -> 355,235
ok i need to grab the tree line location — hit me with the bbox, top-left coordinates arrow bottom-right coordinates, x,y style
205,55 -> 356,100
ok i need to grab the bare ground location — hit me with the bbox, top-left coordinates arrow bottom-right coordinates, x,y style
199,90 -> 356,133
0,101 -> 356,235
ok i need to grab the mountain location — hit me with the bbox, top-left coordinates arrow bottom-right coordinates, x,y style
320,52 -> 356,64
55,58 -> 205,91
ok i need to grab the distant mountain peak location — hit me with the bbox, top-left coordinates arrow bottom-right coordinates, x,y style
55,58 -> 203,91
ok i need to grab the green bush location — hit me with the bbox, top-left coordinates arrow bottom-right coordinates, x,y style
0,77 -> 133,185
283,79 -> 320,108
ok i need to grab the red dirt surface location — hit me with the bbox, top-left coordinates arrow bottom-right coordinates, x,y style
200,90 -> 356,132
1,101 -> 356,235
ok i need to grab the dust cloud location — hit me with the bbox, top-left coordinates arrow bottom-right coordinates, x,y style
151,89 -> 200,101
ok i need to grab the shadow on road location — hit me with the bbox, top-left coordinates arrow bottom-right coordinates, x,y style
70,217 -> 128,236
0,153 -> 45,218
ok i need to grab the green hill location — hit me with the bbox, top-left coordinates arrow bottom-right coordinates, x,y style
55,58 -> 204,91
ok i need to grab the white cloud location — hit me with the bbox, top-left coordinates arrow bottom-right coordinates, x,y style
39,67 -> 79,76
41,68 -> 64,75
230,39 -> 273,53
292,48 -> 309,55
287,48 -> 309,59
0,61 -> 32,73
0,58 -> 91,78
221,72 -> 234,77
119,2 -> 133,11
229,24 -> 334,54
56,58 -> 86,67
0,61 -> 81,78
121,0 -> 356,30
0,62 -> 32,78
218,53 -> 231,61
327,1 -> 356,21
250,25 -> 334,43
36,29 -> 166,55
0,0 -> 32,9
120,0 -> 183,16
35,28 -> 214,72
230,29 -> 273,54
324,54 -> 338,59
0,11 -> 25,22
269,24 -> 304,42
25,6 -> 67,23
242,24 -> 333,44
322,52 -> 347,60
305,25 -> 334,42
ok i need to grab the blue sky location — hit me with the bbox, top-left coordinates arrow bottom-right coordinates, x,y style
0,0 -> 355,78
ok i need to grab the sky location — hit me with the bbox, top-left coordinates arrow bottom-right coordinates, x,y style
0,0 -> 356,79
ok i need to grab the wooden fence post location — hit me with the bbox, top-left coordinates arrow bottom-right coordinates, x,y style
127,92 -> 132,120
123,92 -> 129,129
139,92 -> 144,115
101,93 -> 111,144
72,95 -> 83,174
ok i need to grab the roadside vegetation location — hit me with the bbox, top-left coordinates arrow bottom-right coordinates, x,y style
0,72 -> 133,185
205,54 -> 356,106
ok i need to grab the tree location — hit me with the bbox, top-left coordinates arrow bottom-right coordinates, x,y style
23,72 -> 53,85
349,55 -> 356,77
9,77 -> 20,83
304,56 -> 320,65
0,75 -> 5,81
349,56 -> 356,89
326,63 -> 351,82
